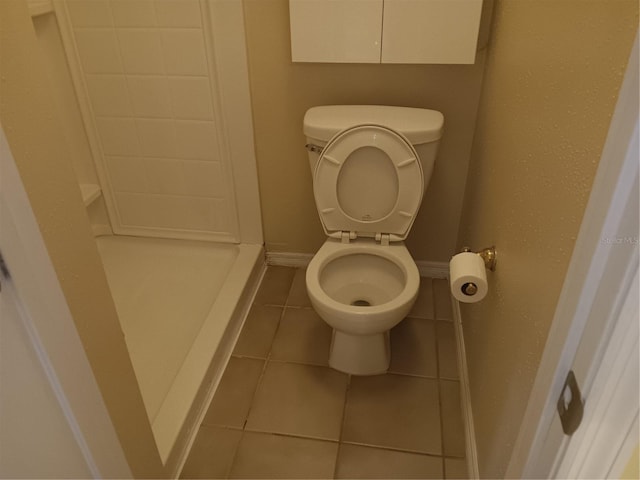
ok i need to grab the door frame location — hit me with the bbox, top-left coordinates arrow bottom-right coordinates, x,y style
506,34 -> 639,477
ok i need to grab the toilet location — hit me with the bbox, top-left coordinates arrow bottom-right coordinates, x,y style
304,105 -> 444,375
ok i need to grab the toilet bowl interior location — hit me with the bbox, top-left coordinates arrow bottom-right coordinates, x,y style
319,253 -> 406,307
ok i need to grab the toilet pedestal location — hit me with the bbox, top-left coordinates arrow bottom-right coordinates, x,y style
329,330 -> 390,375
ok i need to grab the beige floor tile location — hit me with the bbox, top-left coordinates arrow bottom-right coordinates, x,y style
433,278 -> 453,320
233,305 -> 282,358
270,307 -> 332,366
389,317 -> 438,377
440,380 -> 465,457
203,357 -> 264,428
286,267 -> 312,307
180,425 -> 242,479
335,444 -> 444,479
444,457 -> 469,479
229,432 -> 338,479
437,321 -> 459,379
409,277 -> 435,319
343,374 -> 442,455
253,266 -> 296,306
245,362 -> 348,440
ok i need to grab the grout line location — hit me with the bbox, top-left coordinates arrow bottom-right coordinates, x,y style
435,297 -> 448,461
332,373 -> 352,479
338,439 -> 445,458
242,427 -> 340,445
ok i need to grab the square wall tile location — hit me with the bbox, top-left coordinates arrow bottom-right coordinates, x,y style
127,75 -> 172,118
145,158 -> 187,195
168,76 -> 213,120
389,317 -> 437,377
174,120 -> 219,160
433,278 -> 453,320
180,426 -> 242,479
437,321 -> 459,379
67,0 -> 112,27
203,357 -> 264,428
335,444 -> 444,479
182,160 -> 224,197
440,380 -> 465,457
115,192 -> 160,227
106,156 -> 148,193
152,195 -> 220,232
246,362 -> 348,440
410,277 -> 435,319
229,432 -> 338,479
343,374 -> 442,455
117,29 -> 164,74
85,74 -> 132,116
136,118 -> 176,157
270,308 -> 332,366
74,28 -> 123,73
161,29 -> 208,75
110,0 -> 156,27
253,267 -> 296,306
155,0 -> 202,27
233,305 -> 282,359
96,117 -> 140,156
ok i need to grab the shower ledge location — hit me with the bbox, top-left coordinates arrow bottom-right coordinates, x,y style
79,183 -> 101,207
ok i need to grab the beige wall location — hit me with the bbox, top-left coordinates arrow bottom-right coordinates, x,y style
0,2 -> 163,477
243,0 -> 492,262
457,1 -> 638,477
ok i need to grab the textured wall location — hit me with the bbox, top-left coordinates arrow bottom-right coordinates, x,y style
243,0 -> 491,262
0,2 -> 162,476
457,1 -> 638,477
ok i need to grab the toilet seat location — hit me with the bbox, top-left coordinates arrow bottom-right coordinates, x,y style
313,125 -> 423,242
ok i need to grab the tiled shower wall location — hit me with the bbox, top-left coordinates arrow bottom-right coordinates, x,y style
66,0 -> 237,239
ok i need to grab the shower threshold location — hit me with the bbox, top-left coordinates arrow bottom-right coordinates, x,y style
96,235 -> 263,465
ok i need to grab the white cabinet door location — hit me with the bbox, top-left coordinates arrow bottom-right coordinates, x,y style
381,0 -> 483,64
290,0 -> 383,63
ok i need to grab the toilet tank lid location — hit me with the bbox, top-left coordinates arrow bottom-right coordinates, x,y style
303,105 -> 444,145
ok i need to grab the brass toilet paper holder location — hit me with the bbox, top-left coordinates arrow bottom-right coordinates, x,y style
461,246 -> 497,272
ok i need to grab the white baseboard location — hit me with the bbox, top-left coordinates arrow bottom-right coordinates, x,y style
452,298 -> 480,479
266,251 -> 313,268
415,260 -> 449,278
267,251 -> 449,279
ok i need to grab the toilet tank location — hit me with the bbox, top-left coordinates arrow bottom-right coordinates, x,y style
303,105 -> 444,192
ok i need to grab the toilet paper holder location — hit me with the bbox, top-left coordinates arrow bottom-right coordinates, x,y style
461,246 -> 497,272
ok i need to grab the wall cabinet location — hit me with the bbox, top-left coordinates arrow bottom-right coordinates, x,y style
289,0 -> 483,64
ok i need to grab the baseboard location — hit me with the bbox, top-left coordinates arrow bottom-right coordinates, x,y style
266,251 -> 313,268
452,298 -> 480,479
267,252 -> 449,279
415,260 -> 449,278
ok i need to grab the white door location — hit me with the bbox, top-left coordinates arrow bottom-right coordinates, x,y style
0,125 -> 131,478
506,35 -> 639,478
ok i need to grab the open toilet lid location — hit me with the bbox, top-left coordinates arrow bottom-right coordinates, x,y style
314,125 -> 424,241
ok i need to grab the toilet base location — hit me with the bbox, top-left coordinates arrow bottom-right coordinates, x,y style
328,330 -> 390,375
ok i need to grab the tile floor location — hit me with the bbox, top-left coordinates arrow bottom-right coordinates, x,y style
181,267 -> 468,479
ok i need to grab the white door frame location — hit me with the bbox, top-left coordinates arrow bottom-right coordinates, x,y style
506,35 -> 639,477
0,125 -> 131,478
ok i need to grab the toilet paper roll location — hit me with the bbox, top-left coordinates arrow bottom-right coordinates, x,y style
449,252 -> 488,303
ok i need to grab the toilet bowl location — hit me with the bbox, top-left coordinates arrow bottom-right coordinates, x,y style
303,105 -> 444,375
306,238 -> 420,375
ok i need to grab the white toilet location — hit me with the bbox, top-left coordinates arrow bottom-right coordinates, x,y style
304,105 -> 444,375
